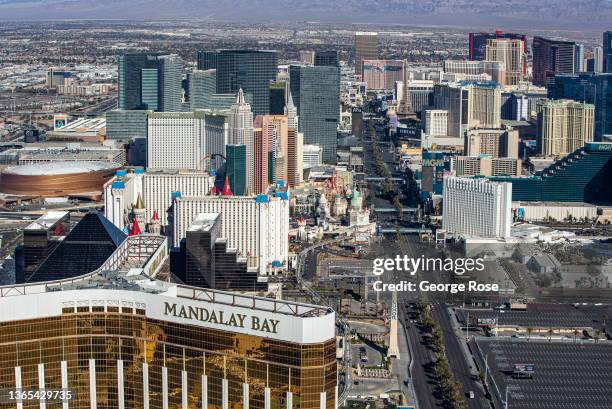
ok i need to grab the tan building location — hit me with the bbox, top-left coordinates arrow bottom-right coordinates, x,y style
260,115 -> 289,183
287,128 -> 304,187
434,83 -> 501,138
485,38 -> 525,86
536,99 -> 594,156
354,32 -> 378,76
443,60 -> 507,86
454,156 -> 522,176
464,128 -> 519,158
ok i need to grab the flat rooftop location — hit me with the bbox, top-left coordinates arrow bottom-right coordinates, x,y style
24,210 -> 68,230
187,212 -> 219,232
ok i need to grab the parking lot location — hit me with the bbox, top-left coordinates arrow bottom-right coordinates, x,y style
457,303 -> 612,330
351,342 -> 384,368
473,338 -> 612,409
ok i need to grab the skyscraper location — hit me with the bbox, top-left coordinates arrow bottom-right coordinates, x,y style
260,115 -> 289,183
547,73 -> 611,141
485,38 -> 524,85
315,50 -> 340,67
532,36 -> 576,86
118,53 -> 183,112
212,50 -> 278,115
269,80 -> 286,115
228,89 -> 254,192
287,128 -> 304,187
594,46 -> 604,73
354,32 -> 378,76
575,44 -> 585,73
469,31 -> 526,66
536,99 -> 594,156
188,69 -> 216,111
289,65 -> 340,163
604,31 -> 612,73
433,82 -> 501,138
253,116 -> 269,194
196,50 -> 218,70
147,112 -> 206,170
225,144 -> 247,196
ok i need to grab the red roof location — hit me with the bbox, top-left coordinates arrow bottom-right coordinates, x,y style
221,177 -> 233,196
210,185 -> 218,195
129,219 -> 142,236
152,210 -> 159,221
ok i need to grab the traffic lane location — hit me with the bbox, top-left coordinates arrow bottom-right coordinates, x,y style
431,302 -> 489,409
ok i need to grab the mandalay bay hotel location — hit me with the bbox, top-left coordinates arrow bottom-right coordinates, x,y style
0,235 -> 337,409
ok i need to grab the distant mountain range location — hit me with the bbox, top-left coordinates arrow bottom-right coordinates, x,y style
0,0 -> 610,30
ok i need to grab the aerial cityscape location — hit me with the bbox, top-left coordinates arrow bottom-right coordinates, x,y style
0,3 -> 611,409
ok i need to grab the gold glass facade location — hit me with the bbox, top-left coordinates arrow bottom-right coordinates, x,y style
0,308 -> 336,409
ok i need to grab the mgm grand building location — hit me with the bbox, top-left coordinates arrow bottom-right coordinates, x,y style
0,235 -> 337,409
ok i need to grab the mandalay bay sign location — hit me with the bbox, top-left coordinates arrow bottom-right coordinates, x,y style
163,302 -> 280,334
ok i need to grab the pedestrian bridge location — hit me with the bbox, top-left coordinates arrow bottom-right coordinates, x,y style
377,227 -> 429,234
365,177 -> 404,182
374,207 -> 417,213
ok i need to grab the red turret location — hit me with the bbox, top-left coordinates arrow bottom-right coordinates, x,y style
210,185 -> 218,195
152,210 -> 159,221
221,177 -> 233,196
129,219 -> 142,236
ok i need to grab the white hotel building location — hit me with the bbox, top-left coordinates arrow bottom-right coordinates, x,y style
172,192 -> 290,275
442,177 -> 512,239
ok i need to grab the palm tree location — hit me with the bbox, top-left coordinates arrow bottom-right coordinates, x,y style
526,327 -> 533,341
547,328 -> 554,342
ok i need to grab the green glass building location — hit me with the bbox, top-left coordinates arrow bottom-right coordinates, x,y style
289,65 -> 340,163
226,144 -> 247,196
214,50 -> 278,116
118,53 -> 183,112
106,110 -> 150,140
490,142 -> 612,204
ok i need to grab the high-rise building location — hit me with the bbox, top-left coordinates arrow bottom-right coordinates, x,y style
212,50 -> 278,115
259,115 -> 289,184
424,110 -> 448,137
594,46 -> 604,73
485,38 -> 525,85
105,110 -> 150,140
196,50 -> 218,70
604,31 -> 612,73
464,128 -> 519,158
228,89 -> 254,192
299,50 -> 315,65
188,69 -> 217,111
433,82 -> 501,138
453,156 -> 522,177
285,91 -> 298,130
172,189 -> 290,275
314,50 -> 340,67
532,36 -> 575,86
118,53 -> 183,112
147,112 -> 206,170
354,32 -> 378,76
0,243 -> 337,409
469,31 -> 526,68
536,99 -> 594,156
253,117 -> 269,194
443,60 -> 506,86
269,80 -> 286,115
404,80 -> 435,114
182,212 -> 265,290
104,169 -> 216,228
289,65 -> 340,163
442,177 -> 512,239
287,128 -> 304,187
362,60 -> 406,90
547,72 -> 611,141
575,44 -> 585,73
226,144 -> 247,196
